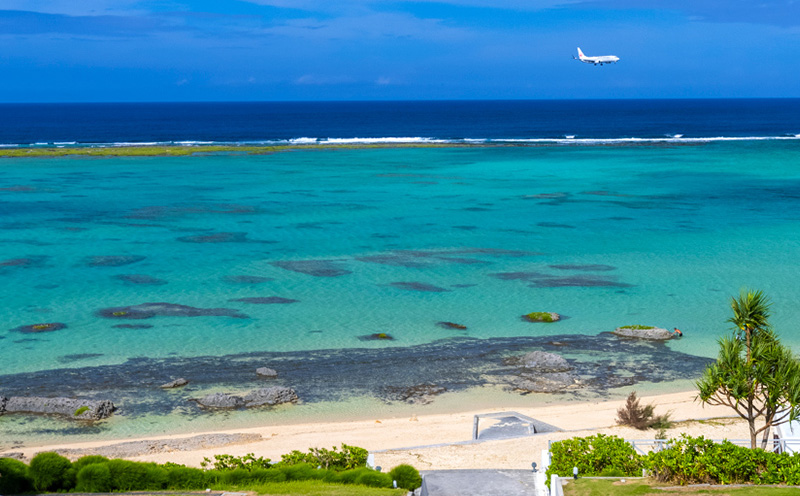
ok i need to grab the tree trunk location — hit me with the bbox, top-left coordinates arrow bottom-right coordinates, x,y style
748,414 -> 757,449
760,425 -> 772,451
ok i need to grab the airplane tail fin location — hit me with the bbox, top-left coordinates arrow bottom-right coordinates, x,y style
577,47 -> 585,59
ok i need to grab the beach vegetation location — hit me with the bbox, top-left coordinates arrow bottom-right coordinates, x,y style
353,469 -> 393,488
564,478 -> 800,496
28,452 -> 73,492
201,452 -> 272,471
697,290 -> 800,449
546,434 -> 644,485
0,457 -> 33,494
72,455 -> 110,472
278,443 -> 369,470
618,325 -> 654,330
76,462 -> 112,492
616,391 -> 672,430
166,466 -> 208,489
388,464 -> 422,490
73,405 -> 90,416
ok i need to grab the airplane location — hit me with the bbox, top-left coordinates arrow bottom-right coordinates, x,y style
573,47 -> 619,66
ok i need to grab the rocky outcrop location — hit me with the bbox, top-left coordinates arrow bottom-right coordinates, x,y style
50,433 -> 262,460
523,312 -> 560,323
10,322 -> 67,334
243,387 -> 298,407
385,383 -> 447,405
613,326 -> 673,340
196,393 -> 244,409
509,372 -> 577,393
160,378 -> 189,388
97,302 -> 248,320
195,387 -> 297,409
520,351 -> 572,372
256,367 -> 278,377
0,396 -> 115,420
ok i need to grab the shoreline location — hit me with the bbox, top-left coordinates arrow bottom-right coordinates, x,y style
1,389 -> 749,470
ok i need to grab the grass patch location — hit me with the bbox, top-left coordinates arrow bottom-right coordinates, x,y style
524,312 -> 556,322
618,325 -> 655,330
564,479 -> 800,496
214,479 -> 406,495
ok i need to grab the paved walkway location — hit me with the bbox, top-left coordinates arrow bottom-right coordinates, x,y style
419,469 -> 542,496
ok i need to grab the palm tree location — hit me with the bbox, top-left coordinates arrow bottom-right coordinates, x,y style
728,289 -> 771,362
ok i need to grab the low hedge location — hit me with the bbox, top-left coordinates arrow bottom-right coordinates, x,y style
4,450 -> 420,493
547,434 -> 800,486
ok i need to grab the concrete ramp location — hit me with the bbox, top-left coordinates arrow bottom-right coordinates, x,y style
420,469 -> 543,496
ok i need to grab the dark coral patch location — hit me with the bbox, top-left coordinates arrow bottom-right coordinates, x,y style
177,232 -> 249,243
10,322 -> 67,333
1,256 -> 49,269
388,282 -> 451,293
114,274 -> 168,285
85,255 -> 146,267
230,297 -> 299,304
549,264 -> 616,272
57,353 -> 103,363
537,222 -> 576,229
529,276 -> 632,288
223,275 -> 274,284
126,204 -> 258,220
271,260 -> 351,277
437,321 -> 467,330
489,271 -> 550,281
112,324 -> 154,329
358,333 -> 395,341
97,302 -> 248,320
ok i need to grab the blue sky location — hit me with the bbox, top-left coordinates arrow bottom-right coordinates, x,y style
1,0 -> 799,101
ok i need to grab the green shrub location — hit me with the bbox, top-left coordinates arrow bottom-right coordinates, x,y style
76,463 -> 112,492
278,444 -> 368,470
248,468 -> 287,484
335,467 -> 374,484
546,434 -> 643,484
0,457 -> 33,494
166,466 -> 207,489
106,459 -> 166,491
72,455 -> 110,472
354,470 -> 393,488
28,452 -> 73,492
279,463 -> 324,481
220,467 -> 253,486
389,464 -> 422,490
200,453 -> 271,471
598,467 -> 627,477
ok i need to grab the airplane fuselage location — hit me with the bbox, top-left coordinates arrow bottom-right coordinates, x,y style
575,47 -> 619,66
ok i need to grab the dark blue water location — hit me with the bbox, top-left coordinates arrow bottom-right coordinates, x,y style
1,99 -> 799,145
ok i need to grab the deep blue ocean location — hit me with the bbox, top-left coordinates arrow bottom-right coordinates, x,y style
2,99 -> 800,446
1,99 -> 799,145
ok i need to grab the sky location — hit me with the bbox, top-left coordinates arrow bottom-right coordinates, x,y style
1,0 -> 799,101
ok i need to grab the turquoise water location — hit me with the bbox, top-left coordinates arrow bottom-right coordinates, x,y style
3,142 -> 800,375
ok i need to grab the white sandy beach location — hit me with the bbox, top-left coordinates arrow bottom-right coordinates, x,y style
3,390 -> 751,470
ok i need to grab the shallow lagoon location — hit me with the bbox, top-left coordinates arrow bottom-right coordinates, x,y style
2,141 -> 800,444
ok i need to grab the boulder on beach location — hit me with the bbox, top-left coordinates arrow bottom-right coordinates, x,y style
243,387 -> 298,407
196,393 -> 244,409
1,396 -> 115,420
613,325 -> 673,340
520,351 -> 572,372
256,367 -> 278,378
523,312 -> 560,323
160,378 -> 189,389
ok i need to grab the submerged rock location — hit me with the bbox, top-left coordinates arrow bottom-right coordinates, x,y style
271,260 -> 352,277
195,393 -> 244,409
523,312 -> 560,323
160,378 -> 189,389
437,321 -> 467,330
388,281 -> 451,292
386,383 -> 447,405
520,351 -> 572,372
84,255 -> 146,267
510,372 -> 577,393
114,274 -> 168,286
97,302 -> 248,320
231,297 -> 299,305
358,332 -> 395,341
10,322 -> 67,334
243,387 -> 298,407
177,232 -> 249,243
256,367 -> 278,377
1,396 -> 115,420
613,326 -> 673,340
